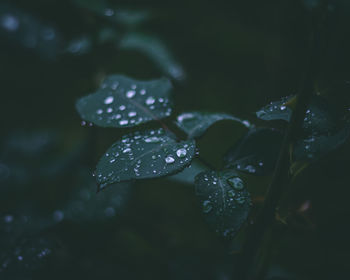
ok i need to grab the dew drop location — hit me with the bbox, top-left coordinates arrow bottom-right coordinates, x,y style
104,96 -> 114,104
176,148 -> 187,158
96,109 -> 103,115
126,90 -> 136,98
140,89 -> 146,95
119,120 -> 128,126
107,108 -> 113,113
144,136 -> 161,143
128,111 -> 137,117
119,105 -> 126,111
123,148 -> 131,153
145,96 -> 155,105
165,155 -> 175,164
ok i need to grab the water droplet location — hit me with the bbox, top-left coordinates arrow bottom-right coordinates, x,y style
126,90 -> 136,98
176,148 -> 187,158
128,111 -> 137,117
107,108 -> 113,113
140,89 -> 146,95
123,148 -> 131,153
96,109 -> 103,115
119,120 -> 128,126
165,155 -> 175,164
17,256 -> 23,261
242,120 -> 250,127
280,105 -> 286,111
144,137 -> 161,143
227,177 -> 244,190
119,105 -> 126,111
145,96 -> 155,105
104,96 -> 114,104
202,200 -> 213,213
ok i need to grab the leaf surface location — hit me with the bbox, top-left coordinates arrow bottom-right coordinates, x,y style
195,170 -> 251,238
76,75 -> 173,128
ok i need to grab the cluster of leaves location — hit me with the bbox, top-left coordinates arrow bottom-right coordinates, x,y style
77,73 -> 350,240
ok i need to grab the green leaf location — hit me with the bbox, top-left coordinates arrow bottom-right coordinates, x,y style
256,95 -> 337,135
195,170 -> 251,238
256,96 -> 294,122
76,75 -> 173,128
175,112 -> 251,139
223,128 -> 283,175
293,125 -> 350,162
119,33 -> 185,81
95,128 -> 196,189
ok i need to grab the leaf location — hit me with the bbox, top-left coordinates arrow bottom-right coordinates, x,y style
76,75 -> 173,128
256,95 -> 337,135
256,96 -> 294,122
194,170 -> 251,238
119,33 -> 186,81
175,112 -> 251,139
223,128 -> 283,176
293,124 -> 350,162
95,128 -> 196,189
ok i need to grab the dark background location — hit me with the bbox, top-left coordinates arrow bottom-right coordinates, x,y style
1,0 -> 350,279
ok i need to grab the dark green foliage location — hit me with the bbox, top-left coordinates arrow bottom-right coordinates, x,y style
0,3 -> 62,60
195,170 -> 251,238
256,96 -> 294,122
76,75 -> 173,128
175,112 -> 250,139
224,128 -> 283,176
95,128 -> 196,189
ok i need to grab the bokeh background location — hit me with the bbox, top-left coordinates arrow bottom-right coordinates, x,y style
1,0 -> 350,279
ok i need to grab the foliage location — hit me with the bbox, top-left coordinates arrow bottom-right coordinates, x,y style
2,0 -> 350,279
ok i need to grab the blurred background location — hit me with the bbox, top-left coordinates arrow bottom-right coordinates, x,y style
1,0 -> 350,279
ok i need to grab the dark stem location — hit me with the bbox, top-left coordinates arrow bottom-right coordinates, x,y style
235,1 -> 329,279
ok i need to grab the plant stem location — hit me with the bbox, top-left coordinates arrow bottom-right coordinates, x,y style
235,2 -> 329,279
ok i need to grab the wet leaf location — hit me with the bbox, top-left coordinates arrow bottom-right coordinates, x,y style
194,170 -> 251,239
76,75 -> 173,128
95,128 -> 196,190
223,128 -> 283,175
256,95 -> 337,135
119,33 -> 185,81
175,112 -> 250,139
256,96 -> 294,122
293,124 -> 350,162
